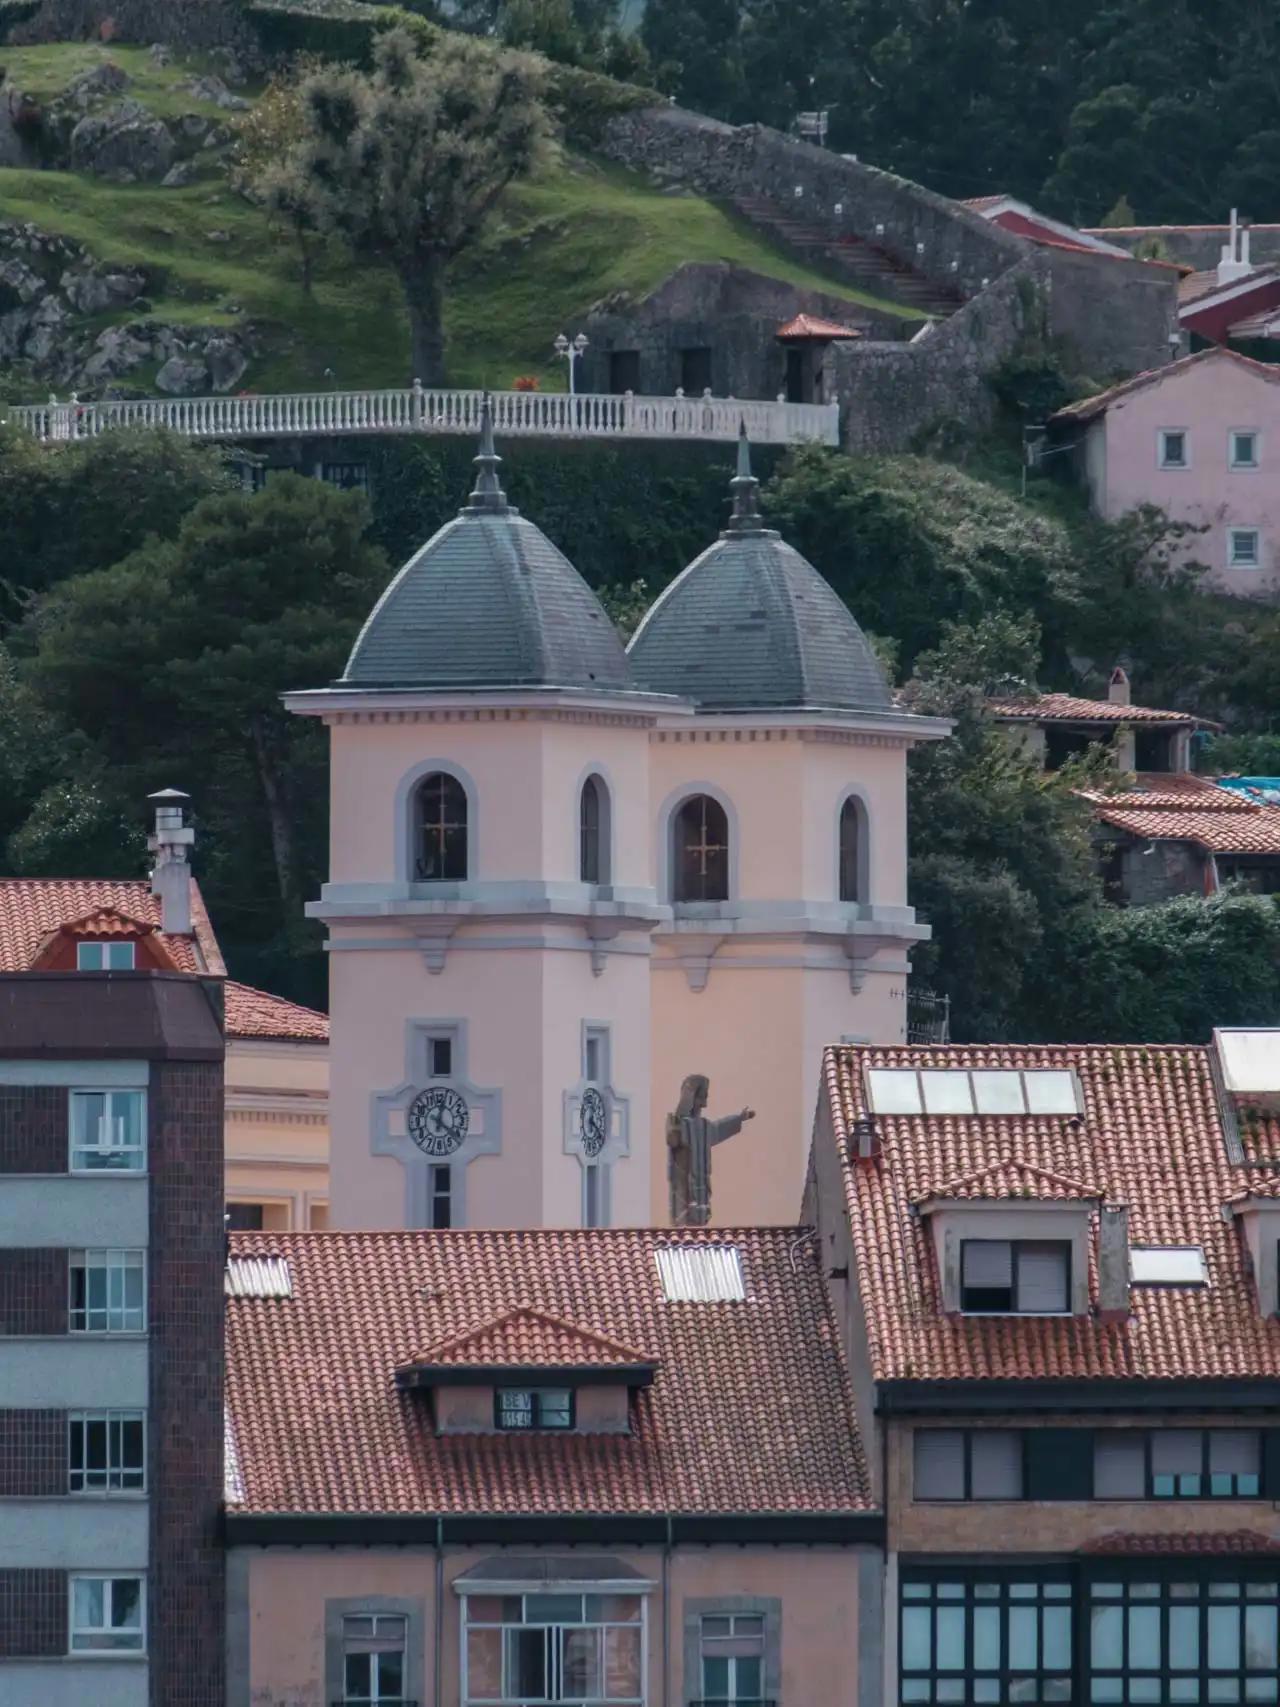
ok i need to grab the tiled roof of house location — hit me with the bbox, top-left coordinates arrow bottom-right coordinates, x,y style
222,982 -> 329,1043
1078,774 -> 1250,810
1093,802 -> 1280,854
911,1158 -> 1103,1206
775,313 -> 862,340
826,1043 -> 1280,1386
987,693 -> 1197,725
1050,347 -> 1280,425
0,878 -> 328,1042
223,1227 -> 872,1515
0,878 -> 224,975
407,1306 -> 652,1371
1081,1530 -> 1279,1556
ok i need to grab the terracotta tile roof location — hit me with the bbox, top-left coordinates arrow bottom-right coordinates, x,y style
223,981 -> 328,1043
1078,774 -> 1249,810
1049,347 -> 1280,424
1093,803 -> 1280,854
223,1226 -> 872,1515
1081,1530 -> 1279,1556
57,907 -> 159,939
775,313 -> 862,340
826,1042 -> 1280,1385
988,693 -> 1197,725
912,1158 -> 1103,1206
1228,307 -> 1280,338
407,1306 -> 652,1371
0,878 -> 225,975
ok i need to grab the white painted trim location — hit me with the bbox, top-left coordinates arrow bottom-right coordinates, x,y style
1157,426 -> 1190,470
326,932 -> 655,957
0,1061 -> 148,1087
286,685 -> 688,719
1228,427 -> 1262,470
453,1577 -> 654,1596
1228,526 -> 1262,568
649,708 -> 951,742
1177,266 -> 1280,320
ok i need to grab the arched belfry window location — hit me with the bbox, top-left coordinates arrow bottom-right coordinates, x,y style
414,772 -> 468,881
673,794 -> 730,903
839,795 -> 865,904
580,774 -> 611,886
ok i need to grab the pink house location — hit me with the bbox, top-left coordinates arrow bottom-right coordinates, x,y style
223,1224 -> 880,1706
1049,346 -> 1280,597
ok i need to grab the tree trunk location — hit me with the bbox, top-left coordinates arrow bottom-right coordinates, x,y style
248,714 -> 297,907
398,254 -> 447,387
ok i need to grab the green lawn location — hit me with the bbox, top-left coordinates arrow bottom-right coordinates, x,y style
0,41 -> 263,116
0,45 -> 920,396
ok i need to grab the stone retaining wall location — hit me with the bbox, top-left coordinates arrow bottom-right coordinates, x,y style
10,0 -> 258,53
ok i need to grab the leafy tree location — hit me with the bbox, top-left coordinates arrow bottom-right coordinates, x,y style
230,66 -> 321,293
256,27 -> 551,385
1198,734 -> 1280,778
19,476 -> 389,1002
454,0 -> 649,78
0,427 -> 234,623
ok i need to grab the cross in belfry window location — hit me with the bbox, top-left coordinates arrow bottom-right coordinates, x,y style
675,794 -> 729,902
414,772 -> 468,882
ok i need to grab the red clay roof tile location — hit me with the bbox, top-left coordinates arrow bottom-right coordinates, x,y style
1081,1530 -> 1279,1556
0,878 -> 225,975
912,1158 -> 1103,1206
987,693 -> 1198,725
408,1306 -> 653,1371
222,981 -> 329,1043
776,313 -> 863,340
224,1227 -> 872,1515
826,1043 -> 1280,1386
1094,803 -> 1280,853
1050,347 -> 1280,424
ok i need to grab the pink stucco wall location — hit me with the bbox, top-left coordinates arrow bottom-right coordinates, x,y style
233,1543 -> 868,1707
1082,355 -> 1280,596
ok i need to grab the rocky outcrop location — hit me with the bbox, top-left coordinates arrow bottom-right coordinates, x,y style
68,100 -> 176,181
0,218 -> 258,393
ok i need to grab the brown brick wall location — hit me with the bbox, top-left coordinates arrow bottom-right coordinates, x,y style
0,1568 -> 65,1658
0,1085 -> 67,1174
0,1248 -> 66,1336
0,1410 -> 65,1496
148,1056 -> 225,1707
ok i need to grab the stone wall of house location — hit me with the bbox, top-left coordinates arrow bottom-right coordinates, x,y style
1039,242 -> 1178,381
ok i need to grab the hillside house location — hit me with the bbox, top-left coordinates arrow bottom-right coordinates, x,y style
1047,347 -> 1280,597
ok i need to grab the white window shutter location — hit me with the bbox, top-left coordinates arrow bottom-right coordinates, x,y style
914,1430 -> 966,1499
963,1241 -> 1012,1289
1015,1244 -> 1068,1312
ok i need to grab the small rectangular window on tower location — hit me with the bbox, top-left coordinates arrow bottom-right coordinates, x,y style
430,1164 -> 452,1229
584,1027 -> 608,1085
428,1036 -> 453,1078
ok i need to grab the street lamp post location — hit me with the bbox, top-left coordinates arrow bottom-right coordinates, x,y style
554,331 -> 589,396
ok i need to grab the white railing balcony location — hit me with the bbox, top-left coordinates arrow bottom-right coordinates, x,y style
3,385 -> 840,449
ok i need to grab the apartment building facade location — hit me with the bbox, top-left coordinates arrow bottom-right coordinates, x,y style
0,971 -> 226,1707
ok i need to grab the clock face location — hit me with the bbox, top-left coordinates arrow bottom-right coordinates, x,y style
579,1085 -> 607,1158
407,1085 -> 470,1156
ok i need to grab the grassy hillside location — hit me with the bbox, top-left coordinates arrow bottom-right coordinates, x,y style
0,42 -> 922,398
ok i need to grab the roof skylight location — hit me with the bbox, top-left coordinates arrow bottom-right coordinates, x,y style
1129,1246 -> 1208,1287
654,1245 -> 745,1303
225,1255 -> 293,1299
864,1067 -> 1080,1117
1215,1028 -> 1280,1098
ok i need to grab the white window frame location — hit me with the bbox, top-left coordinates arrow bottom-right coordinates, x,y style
69,1089 -> 146,1174
1157,427 -> 1189,470
68,1410 -> 146,1494
342,1610 -> 408,1704
1228,527 -> 1261,568
700,1610 -> 767,1703
460,1586 -> 647,1707
68,1573 -> 146,1655
75,941 -> 136,971
1229,428 -> 1261,470
69,1249 -> 146,1334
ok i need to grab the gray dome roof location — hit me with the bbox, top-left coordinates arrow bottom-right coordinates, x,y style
340,412 -> 633,693
627,435 -> 893,714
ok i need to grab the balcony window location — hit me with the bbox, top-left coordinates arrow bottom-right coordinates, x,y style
69,1574 -> 145,1653
68,1411 -> 145,1493
69,1090 -> 145,1173
960,1239 -> 1070,1314
700,1612 -> 767,1704
464,1591 -> 643,1706
495,1387 -> 573,1430
69,1249 -> 145,1333
343,1612 -> 407,1705
76,941 -> 135,970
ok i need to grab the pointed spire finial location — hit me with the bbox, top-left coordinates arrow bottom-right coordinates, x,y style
464,394 -> 512,514
724,419 -> 766,534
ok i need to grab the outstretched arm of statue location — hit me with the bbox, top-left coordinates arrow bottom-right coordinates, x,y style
708,1107 -> 756,1147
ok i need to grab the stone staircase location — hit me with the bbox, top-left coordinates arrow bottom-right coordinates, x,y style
733,194 -> 968,320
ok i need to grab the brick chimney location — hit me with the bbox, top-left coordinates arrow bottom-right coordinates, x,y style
148,788 -> 194,937
1098,1203 -> 1130,1321
1108,665 -> 1131,707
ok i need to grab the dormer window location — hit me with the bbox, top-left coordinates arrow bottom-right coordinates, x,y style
77,941 -> 135,971
496,1387 -> 573,1430
960,1239 -> 1070,1314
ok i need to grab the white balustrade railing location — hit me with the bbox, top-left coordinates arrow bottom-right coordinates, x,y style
3,385 -> 839,448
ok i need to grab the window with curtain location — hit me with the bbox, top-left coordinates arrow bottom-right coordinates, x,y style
839,796 -> 864,903
673,794 -> 730,903
414,772 -> 467,882
580,775 -> 610,885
